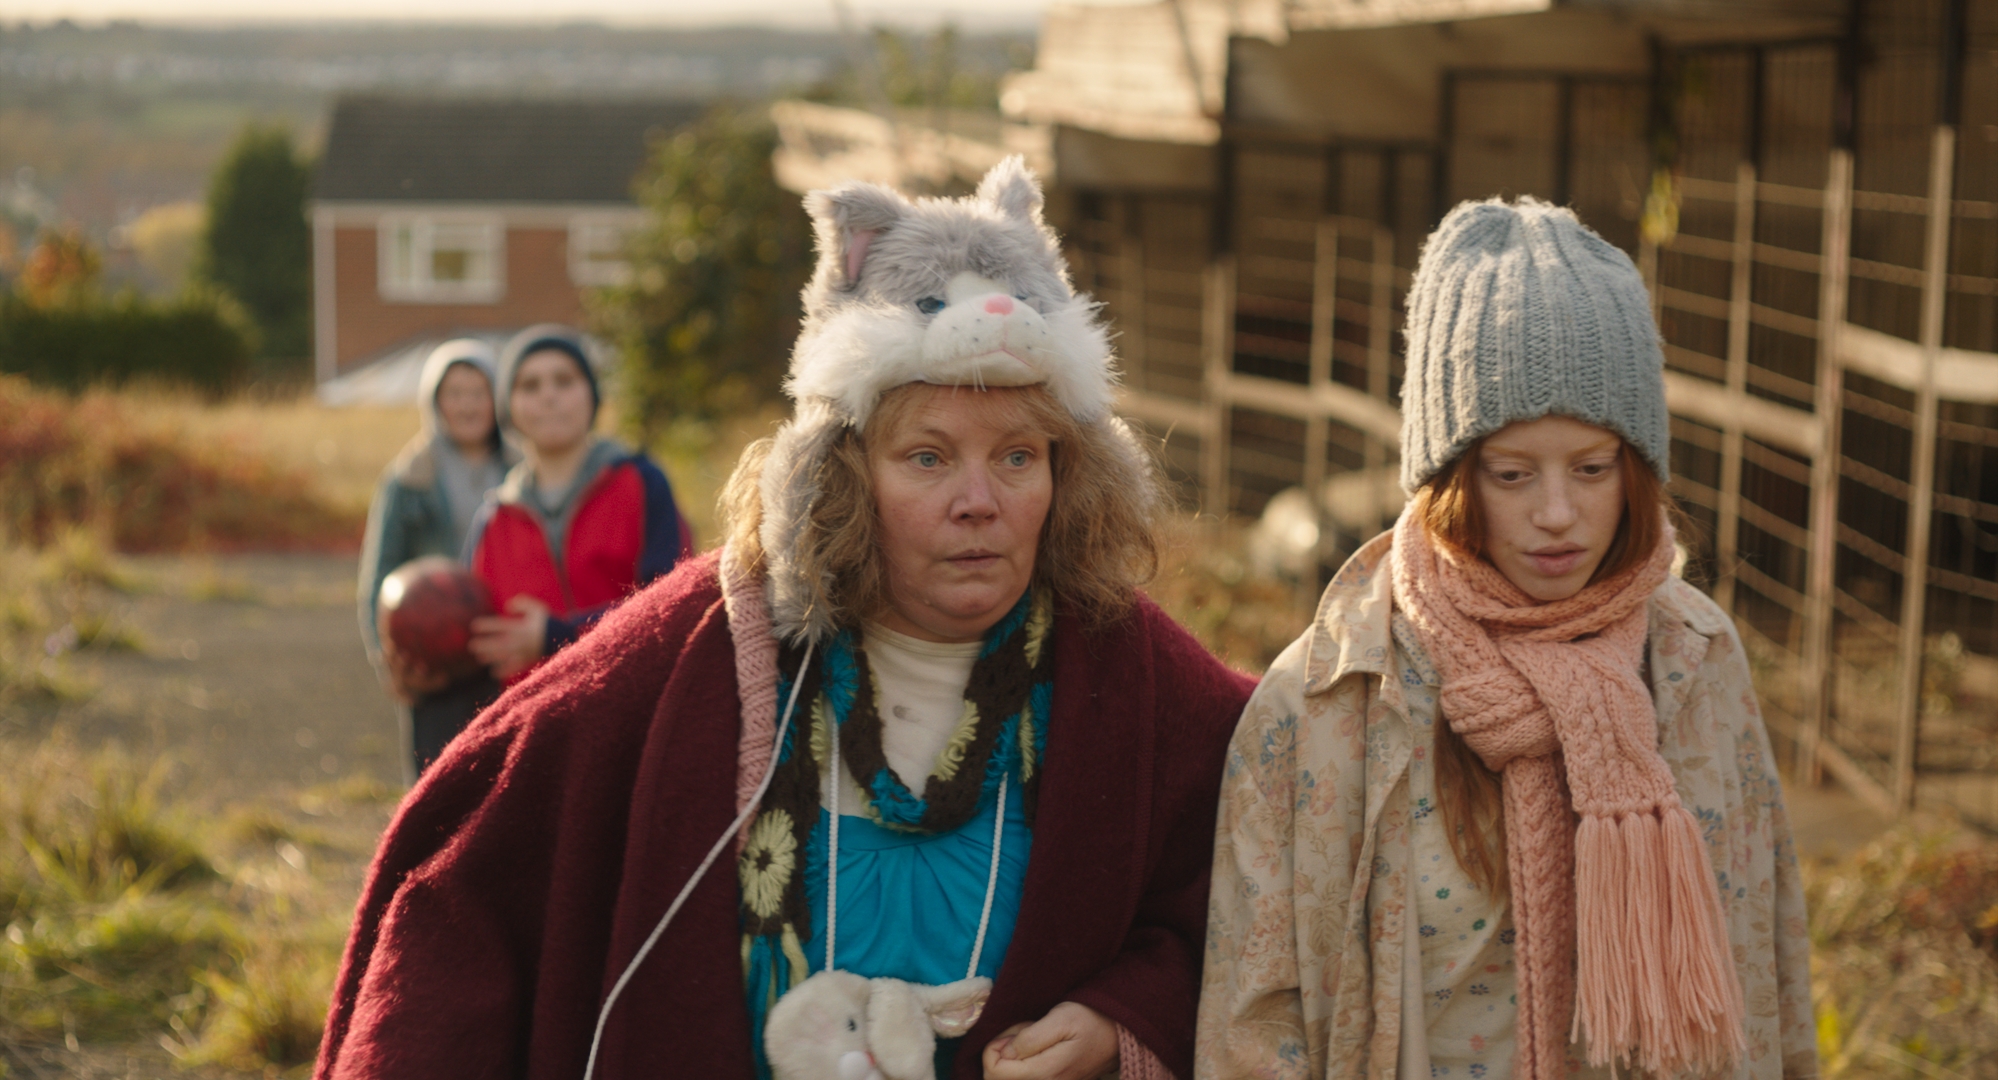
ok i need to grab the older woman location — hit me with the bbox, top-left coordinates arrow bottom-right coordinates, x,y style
316,160 -> 1252,1080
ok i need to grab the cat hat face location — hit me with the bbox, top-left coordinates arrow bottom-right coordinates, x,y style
786,155 -> 1117,426
757,157 -> 1141,642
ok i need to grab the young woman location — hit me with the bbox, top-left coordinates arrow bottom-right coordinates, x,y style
357,339 -> 519,776
463,324 -> 690,683
315,162 -> 1251,1080
1196,199 -> 1816,1080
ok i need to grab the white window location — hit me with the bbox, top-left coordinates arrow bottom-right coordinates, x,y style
568,218 -> 635,287
378,216 -> 504,303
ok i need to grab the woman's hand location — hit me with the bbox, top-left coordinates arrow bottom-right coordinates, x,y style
469,595 -> 550,680
981,1001 -> 1119,1080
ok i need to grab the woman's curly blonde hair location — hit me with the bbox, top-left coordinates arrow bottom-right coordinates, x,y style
721,383 -> 1164,629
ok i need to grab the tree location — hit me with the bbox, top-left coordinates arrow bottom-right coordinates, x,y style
199,125 -> 310,364
591,108 -> 814,441
16,228 -> 101,308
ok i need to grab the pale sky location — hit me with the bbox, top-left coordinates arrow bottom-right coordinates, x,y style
8,0 -> 1049,30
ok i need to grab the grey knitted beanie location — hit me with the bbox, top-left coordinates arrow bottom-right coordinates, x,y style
1398,197 -> 1670,493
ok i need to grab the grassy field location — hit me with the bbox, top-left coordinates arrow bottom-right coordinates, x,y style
1,385 -> 1994,1077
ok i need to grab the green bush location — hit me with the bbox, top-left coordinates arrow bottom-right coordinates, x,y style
591,107 -> 814,440
0,292 -> 253,393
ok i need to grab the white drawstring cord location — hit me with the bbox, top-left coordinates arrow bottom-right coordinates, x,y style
582,638 -> 816,1080
965,775 -> 1005,979
827,693 -> 841,969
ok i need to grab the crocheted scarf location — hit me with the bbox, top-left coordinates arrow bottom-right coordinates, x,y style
1389,508 -> 1744,1079
737,590 -> 1054,1054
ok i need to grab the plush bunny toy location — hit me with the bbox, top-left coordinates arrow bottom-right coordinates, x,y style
764,971 -> 993,1080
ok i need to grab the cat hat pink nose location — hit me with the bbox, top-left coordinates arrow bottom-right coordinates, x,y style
918,271 -> 1061,388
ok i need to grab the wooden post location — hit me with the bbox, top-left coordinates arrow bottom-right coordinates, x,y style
1201,257 -> 1236,519
1302,221 -> 1336,599
1119,195 -> 1148,390
1306,219 -> 1337,500
1369,225 -> 1396,535
1800,147 -> 1853,786
1714,160 -> 1758,615
1892,124 -> 1956,810
1638,232 -> 1659,314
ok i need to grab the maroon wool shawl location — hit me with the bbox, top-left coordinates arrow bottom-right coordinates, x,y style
316,552 -> 1254,1080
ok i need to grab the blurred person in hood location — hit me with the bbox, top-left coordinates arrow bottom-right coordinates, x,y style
358,338 -> 520,778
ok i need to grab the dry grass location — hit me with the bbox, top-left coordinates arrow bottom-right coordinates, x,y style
1806,819 -> 1998,1078
0,530 -> 148,707
0,737 -> 377,1076
621,401 -> 787,549
1,741 -> 233,1045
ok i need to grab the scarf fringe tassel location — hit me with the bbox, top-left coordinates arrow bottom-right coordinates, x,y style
1573,807 -> 1747,1075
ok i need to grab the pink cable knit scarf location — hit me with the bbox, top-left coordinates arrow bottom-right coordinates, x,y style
1389,509 -> 1744,1079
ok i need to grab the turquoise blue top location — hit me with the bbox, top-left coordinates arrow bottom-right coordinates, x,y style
802,789 -> 1033,982
753,784 -> 1031,1079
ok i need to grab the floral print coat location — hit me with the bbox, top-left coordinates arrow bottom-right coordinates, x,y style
1195,533 -> 1818,1080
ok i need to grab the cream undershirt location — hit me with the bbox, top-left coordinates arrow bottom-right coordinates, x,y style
819,623 -> 981,811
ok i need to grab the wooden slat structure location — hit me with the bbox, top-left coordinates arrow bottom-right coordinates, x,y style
1029,0 -> 1998,825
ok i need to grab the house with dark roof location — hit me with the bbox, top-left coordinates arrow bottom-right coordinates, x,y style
311,96 -> 700,383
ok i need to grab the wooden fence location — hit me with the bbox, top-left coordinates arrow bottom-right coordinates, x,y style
1065,0 -> 1998,825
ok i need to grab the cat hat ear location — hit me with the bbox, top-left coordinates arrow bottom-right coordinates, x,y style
751,157 -> 1145,644
804,180 -> 910,292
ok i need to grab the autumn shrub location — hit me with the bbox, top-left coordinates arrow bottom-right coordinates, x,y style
0,376 -> 356,552
1146,519 -> 1311,674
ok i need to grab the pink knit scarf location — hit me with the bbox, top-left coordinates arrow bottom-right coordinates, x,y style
1389,509 -> 1744,1079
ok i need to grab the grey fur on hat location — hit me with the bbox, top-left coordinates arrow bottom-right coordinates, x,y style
760,157 -> 1146,644
1397,197 -> 1670,493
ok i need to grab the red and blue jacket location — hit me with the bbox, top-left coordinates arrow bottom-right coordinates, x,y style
464,439 -> 690,680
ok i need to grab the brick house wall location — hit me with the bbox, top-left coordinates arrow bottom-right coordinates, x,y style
312,202 -> 642,379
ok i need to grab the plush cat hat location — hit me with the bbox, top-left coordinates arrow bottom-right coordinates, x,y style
759,156 -> 1146,643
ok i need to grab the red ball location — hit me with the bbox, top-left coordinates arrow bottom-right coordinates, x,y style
378,557 -> 494,677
